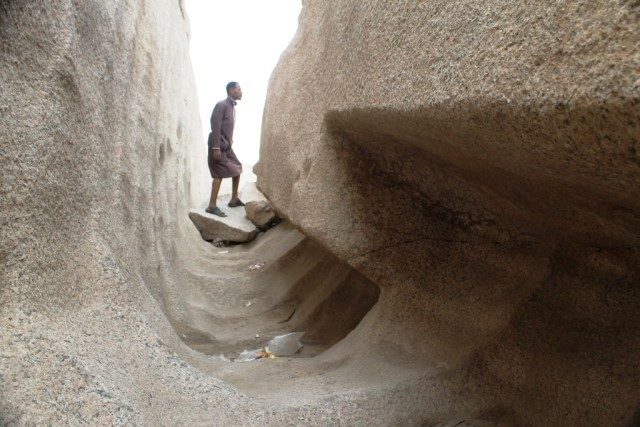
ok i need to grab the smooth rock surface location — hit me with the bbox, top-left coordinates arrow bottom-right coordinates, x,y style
189,207 -> 258,243
256,1 -> 640,425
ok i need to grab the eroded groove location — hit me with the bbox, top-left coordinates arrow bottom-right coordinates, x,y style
174,221 -> 380,360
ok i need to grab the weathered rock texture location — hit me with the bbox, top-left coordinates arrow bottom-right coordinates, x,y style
0,0 -> 233,423
257,0 -> 640,425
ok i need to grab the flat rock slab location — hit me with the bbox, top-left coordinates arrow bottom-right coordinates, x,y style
189,207 -> 258,243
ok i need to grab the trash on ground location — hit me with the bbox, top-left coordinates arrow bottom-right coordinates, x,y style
237,348 -> 275,362
266,332 -> 304,356
211,354 -> 230,362
218,250 -> 229,254
234,332 -> 305,362
244,301 -> 252,307
237,350 -> 258,362
248,261 -> 265,271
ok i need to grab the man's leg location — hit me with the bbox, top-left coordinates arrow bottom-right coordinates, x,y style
231,175 -> 240,202
207,178 -> 223,212
228,175 -> 245,207
206,178 -> 227,216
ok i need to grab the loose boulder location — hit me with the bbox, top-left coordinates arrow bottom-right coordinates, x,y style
244,200 -> 280,231
239,181 -> 281,231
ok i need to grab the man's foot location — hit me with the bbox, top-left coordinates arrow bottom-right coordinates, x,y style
228,198 -> 245,207
205,206 -> 227,217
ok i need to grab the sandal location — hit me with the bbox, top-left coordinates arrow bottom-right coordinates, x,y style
205,206 -> 227,217
227,199 -> 245,207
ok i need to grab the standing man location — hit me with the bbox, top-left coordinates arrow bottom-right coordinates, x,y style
206,81 -> 244,217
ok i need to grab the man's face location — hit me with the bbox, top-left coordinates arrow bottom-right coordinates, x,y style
229,85 -> 242,100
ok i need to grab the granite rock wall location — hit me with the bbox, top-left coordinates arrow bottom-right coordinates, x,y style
257,0 -> 640,424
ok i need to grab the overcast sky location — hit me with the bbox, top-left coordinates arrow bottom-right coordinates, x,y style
185,0 -> 302,166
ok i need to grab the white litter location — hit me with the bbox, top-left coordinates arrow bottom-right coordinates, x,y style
266,332 -> 305,356
249,262 -> 265,271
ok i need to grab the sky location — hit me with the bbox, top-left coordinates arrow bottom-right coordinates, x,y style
185,0 -> 302,166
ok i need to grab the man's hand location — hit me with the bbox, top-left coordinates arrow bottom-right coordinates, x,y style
212,148 -> 221,161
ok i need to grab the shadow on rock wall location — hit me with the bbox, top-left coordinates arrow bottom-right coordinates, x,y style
321,98 -> 640,423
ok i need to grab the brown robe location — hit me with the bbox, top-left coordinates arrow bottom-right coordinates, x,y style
207,97 -> 242,179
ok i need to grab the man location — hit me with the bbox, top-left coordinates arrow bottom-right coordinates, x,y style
205,81 -> 244,217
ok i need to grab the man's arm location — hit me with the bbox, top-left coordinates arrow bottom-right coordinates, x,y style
210,102 -> 224,150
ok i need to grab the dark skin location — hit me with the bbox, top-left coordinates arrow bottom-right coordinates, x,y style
208,85 -> 243,212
